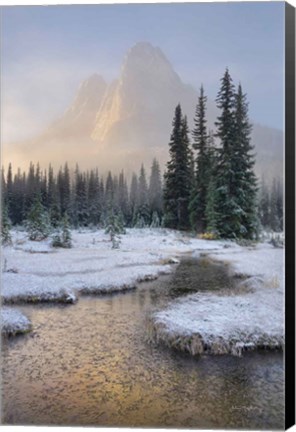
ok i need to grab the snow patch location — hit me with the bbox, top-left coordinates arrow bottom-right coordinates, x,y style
149,243 -> 284,356
1,307 -> 32,335
2,273 -> 77,304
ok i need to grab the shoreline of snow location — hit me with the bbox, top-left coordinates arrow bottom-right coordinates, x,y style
1,307 -> 32,336
1,228 -> 284,347
1,228 -> 223,306
149,243 -> 284,357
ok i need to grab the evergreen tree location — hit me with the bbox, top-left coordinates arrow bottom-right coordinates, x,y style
98,177 -> 105,226
233,83 -> 258,238
270,178 -> 283,232
204,131 -> 219,233
214,69 -> 242,238
1,167 -> 6,201
117,171 -> 130,225
57,163 -> 71,216
26,194 -> 51,241
189,85 -> 210,232
113,175 -> 119,211
105,171 -> 114,209
88,169 -> 101,226
72,166 -> 89,227
105,209 -> 124,249
40,169 -> 48,208
148,158 -> 163,220
163,105 -> 192,230
47,165 -> 61,227
6,163 -> 13,220
275,179 -> 283,231
24,162 -> 36,215
47,165 -> 55,209
130,173 -> 139,226
258,177 -> 270,229
52,213 -> 72,248
150,211 -> 161,228
11,169 -> 26,225
136,164 -> 150,226
1,203 -> 12,245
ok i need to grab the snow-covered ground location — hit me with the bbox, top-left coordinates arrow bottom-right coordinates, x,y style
1,228 -> 284,353
150,242 -> 284,356
1,228 -> 225,335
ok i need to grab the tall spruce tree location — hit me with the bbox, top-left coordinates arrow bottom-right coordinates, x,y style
73,167 -> 88,227
136,164 -> 150,225
163,104 -> 192,230
6,163 -> 13,221
13,169 -> 27,225
117,171 -> 130,224
204,131 -> 219,233
88,169 -> 101,226
57,163 -> 71,216
214,68 -> 242,238
148,158 -> 163,220
130,173 -> 139,226
189,85 -> 210,232
233,83 -> 258,238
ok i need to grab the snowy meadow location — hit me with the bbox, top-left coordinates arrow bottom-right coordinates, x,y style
1,228 -> 284,357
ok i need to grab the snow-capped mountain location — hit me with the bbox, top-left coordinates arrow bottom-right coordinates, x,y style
6,42 -> 283,181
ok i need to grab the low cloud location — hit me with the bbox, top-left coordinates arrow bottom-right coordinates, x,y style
2,57 -> 101,144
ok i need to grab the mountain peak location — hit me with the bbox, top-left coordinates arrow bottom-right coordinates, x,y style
127,41 -> 167,60
120,41 -> 180,88
78,73 -> 106,94
123,41 -> 171,67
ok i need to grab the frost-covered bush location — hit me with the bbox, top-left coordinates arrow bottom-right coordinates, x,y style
105,211 -> 125,249
51,213 -> 72,248
134,214 -> 146,228
1,205 -> 12,245
25,195 -> 51,241
269,234 -> 284,248
150,211 -> 160,228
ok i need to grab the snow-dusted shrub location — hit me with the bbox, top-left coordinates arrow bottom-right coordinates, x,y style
150,211 -> 161,228
105,211 -> 125,249
51,214 -> 72,248
1,205 -> 12,245
269,235 -> 284,248
26,196 -> 51,241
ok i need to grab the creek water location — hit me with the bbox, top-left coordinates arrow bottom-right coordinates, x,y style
1,258 -> 284,429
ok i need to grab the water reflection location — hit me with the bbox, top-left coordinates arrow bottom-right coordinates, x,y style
2,258 -> 284,428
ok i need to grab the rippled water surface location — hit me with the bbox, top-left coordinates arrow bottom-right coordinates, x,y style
2,258 -> 284,429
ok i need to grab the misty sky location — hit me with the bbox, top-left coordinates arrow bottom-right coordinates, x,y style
2,2 -> 284,143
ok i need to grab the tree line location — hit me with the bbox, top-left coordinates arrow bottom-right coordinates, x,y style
1,158 -> 163,231
258,177 -> 283,233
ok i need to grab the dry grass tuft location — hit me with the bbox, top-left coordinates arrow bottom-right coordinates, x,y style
146,317 -> 284,358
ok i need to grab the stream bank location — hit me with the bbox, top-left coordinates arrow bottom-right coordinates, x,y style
2,257 -> 284,429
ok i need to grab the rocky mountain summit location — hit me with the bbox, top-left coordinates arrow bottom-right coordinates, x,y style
7,42 -> 283,181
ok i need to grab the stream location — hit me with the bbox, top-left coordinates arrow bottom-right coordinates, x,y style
1,258 -> 284,429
